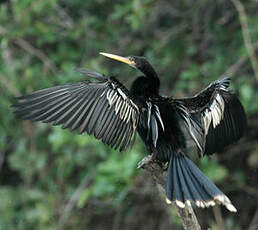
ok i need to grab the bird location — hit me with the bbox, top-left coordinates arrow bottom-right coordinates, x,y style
13,52 -> 247,212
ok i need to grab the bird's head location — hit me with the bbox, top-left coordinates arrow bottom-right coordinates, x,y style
100,52 -> 150,72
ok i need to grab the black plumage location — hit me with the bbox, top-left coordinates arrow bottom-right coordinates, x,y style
13,52 -> 247,212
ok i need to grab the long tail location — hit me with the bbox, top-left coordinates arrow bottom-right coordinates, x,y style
166,153 -> 237,212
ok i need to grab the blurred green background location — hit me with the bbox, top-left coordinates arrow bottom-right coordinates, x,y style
1,0 -> 258,229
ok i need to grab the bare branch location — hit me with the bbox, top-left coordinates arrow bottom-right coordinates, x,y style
248,209 -> 258,230
221,42 -> 258,78
212,206 -> 226,230
57,175 -> 92,230
0,72 -> 20,96
0,25 -> 58,74
14,38 -> 58,73
231,0 -> 258,83
141,161 -> 201,230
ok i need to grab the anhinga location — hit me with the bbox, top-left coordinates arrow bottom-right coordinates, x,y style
13,52 -> 247,212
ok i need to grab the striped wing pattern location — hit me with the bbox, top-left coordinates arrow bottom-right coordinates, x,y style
175,78 -> 247,156
13,78 -> 140,151
146,101 -> 165,147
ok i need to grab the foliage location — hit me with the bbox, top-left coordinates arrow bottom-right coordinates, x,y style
1,0 -> 258,229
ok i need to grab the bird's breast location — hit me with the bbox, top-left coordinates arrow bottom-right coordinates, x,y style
137,100 -> 186,162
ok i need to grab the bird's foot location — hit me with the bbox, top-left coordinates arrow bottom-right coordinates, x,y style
161,162 -> 168,171
137,155 -> 155,169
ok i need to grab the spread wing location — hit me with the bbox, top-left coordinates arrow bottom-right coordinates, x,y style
13,69 -> 141,151
175,78 -> 247,156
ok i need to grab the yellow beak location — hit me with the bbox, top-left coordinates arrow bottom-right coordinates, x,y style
100,52 -> 136,67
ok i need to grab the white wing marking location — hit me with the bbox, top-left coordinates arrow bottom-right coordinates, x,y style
202,93 -> 225,135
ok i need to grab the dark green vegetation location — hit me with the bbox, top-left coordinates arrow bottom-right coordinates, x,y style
1,0 -> 258,229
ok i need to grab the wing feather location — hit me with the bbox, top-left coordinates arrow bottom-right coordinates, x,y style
122,126 -> 132,150
71,90 -> 97,131
62,94 -> 89,129
109,117 -> 126,148
115,123 -> 128,150
13,70 -> 141,151
87,96 -> 107,134
175,78 -> 247,156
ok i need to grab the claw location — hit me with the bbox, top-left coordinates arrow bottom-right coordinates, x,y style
137,155 -> 153,169
162,162 -> 168,171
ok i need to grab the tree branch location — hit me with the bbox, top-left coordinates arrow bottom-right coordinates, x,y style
248,209 -> 258,230
0,72 -> 21,96
221,42 -> 258,78
0,25 -> 58,74
141,161 -> 201,230
231,0 -> 258,83
212,206 -> 226,230
57,175 -> 93,230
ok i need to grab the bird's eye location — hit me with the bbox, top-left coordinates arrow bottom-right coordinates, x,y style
129,56 -> 134,61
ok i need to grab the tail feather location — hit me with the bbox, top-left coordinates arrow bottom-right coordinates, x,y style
177,159 -> 194,202
178,159 -> 204,202
182,157 -> 217,206
173,157 -> 184,206
166,153 -> 237,212
184,156 -> 222,198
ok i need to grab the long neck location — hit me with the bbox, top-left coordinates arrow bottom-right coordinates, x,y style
130,59 -> 160,99
130,76 -> 160,99
139,62 -> 160,91
140,63 -> 159,82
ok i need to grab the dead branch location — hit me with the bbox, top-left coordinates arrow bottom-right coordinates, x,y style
231,0 -> 258,83
212,206 -> 226,230
0,25 -> 58,74
0,72 -> 20,96
221,42 -> 258,78
141,161 -> 201,230
248,209 -> 258,230
57,175 -> 93,230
